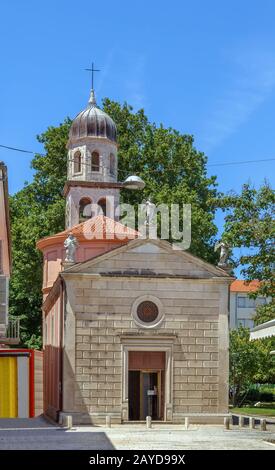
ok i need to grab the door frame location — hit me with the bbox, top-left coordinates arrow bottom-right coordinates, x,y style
121,337 -> 174,422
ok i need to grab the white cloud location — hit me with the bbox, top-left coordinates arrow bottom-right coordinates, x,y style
200,46 -> 275,152
96,47 -> 117,95
124,54 -> 147,109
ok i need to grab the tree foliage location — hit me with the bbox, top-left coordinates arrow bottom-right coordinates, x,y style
9,120 -> 71,348
9,100 -> 219,347
253,303 -> 275,325
230,327 -> 275,406
220,183 -> 275,325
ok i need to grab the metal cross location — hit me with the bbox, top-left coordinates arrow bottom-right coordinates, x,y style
85,62 -> 100,89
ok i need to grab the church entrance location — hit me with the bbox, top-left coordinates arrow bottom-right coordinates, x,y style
128,351 -> 165,421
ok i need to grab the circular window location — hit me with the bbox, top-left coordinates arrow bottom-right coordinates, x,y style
137,301 -> 159,323
132,295 -> 164,329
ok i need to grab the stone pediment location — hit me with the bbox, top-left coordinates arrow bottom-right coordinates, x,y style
63,238 -> 230,279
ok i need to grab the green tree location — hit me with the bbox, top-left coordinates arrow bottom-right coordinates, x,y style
253,303 -> 275,325
9,99 -> 220,347
104,99 -> 219,261
221,183 -> 275,325
9,120 -> 71,348
230,327 -> 275,406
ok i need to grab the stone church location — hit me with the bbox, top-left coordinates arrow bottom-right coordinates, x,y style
37,88 -> 233,425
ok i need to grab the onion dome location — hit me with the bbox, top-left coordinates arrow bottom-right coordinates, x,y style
69,90 -> 117,143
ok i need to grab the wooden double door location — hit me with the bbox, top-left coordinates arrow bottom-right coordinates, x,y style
128,351 -> 165,421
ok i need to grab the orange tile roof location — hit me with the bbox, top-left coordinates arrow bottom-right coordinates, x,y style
230,279 -> 261,293
37,215 -> 138,250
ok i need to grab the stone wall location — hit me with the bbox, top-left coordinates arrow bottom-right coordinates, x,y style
63,275 -> 229,424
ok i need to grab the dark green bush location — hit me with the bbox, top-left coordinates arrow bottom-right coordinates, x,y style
240,389 -> 274,403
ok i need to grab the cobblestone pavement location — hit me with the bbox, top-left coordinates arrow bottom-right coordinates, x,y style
74,424 -> 275,450
0,418 -> 275,450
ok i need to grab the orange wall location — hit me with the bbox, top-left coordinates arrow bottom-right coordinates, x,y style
42,240 -> 126,291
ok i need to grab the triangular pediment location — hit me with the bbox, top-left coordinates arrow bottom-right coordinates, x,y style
63,238 -> 230,279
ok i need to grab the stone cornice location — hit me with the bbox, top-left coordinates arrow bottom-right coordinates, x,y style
63,180 -> 124,197
67,135 -> 118,149
61,271 -> 234,283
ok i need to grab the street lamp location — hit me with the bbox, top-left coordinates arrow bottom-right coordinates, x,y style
122,175 -> 145,190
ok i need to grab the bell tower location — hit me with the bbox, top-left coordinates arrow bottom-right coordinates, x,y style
64,89 -> 122,229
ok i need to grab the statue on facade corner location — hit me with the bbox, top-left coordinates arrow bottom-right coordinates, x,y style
64,233 -> 78,263
214,240 -> 230,267
144,198 -> 156,226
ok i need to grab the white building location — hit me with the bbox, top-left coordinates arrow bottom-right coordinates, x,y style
229,280 -> 268,330
250,320 -> 275,356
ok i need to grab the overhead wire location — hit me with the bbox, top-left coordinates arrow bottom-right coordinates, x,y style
1,144 -> 275,169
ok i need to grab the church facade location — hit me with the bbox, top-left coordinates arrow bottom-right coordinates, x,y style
37,88 -> 233,424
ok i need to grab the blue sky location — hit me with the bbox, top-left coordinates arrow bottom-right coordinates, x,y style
0,0 -> 274,260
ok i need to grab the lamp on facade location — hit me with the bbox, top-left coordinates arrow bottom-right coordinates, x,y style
122,175 -> 145,190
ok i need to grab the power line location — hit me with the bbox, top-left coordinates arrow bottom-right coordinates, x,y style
0,144 -> 46,156
0,143 -> 275,168
208,158 -> 275,167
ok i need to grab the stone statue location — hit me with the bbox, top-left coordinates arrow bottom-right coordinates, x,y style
214,240 -> 230,267
144,198 -> 156,226
64,233 -> 78,263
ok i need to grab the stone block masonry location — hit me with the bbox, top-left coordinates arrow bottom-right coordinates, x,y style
64,274 -> 229,424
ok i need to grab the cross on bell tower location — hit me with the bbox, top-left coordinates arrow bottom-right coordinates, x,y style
85,62 -> 100,90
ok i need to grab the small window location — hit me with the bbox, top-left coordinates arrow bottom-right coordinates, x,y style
91,151 -> 100,171
237,296 -> 256,308
98,198 -> 106,216
73,151 -> 82,173
137,301 -> 159,323
237,296 -> 246,308
110,153 -> 115,176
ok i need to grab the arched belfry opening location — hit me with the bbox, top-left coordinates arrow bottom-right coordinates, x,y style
91,151 -> 100,172
79,197 -> 92,222
97,198 -> 107,216
110,153 -> 115,176
73,151 -> 82,174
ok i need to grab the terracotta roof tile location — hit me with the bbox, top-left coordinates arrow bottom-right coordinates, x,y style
60,215 -> 138,240
37,215 -> 138,250
230,279 -> 261,293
